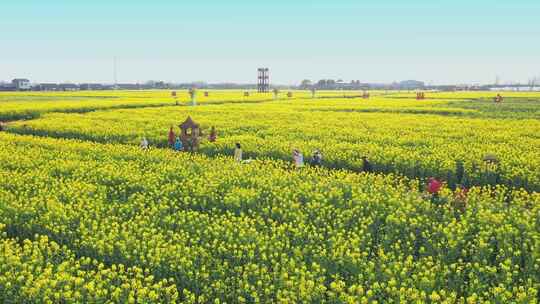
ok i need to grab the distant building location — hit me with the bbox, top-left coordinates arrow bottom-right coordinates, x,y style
399,80 -> 425,90
38,83 -> 60,91
59,83 -> 80,91
80,83 -> 106,90
117,83 -> 142,90
12,78 -> 31,91
0,83 -> 16,91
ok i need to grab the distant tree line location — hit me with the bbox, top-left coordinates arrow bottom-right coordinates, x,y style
3,77 -> 537,92
298,79 -> 370,90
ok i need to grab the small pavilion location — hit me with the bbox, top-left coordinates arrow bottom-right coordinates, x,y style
179,116 -> 203,152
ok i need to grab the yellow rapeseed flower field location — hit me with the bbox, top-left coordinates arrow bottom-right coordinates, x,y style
7,91 -> 540,191
0,90 -> 539,303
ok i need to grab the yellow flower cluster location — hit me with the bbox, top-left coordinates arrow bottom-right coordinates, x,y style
0,133 -> 538,303
0,234 -> 178,303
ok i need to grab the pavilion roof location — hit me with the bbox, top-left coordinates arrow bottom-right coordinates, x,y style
179,116 -> 200,129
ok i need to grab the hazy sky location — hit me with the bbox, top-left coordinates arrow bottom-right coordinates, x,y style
1,0 -> 539,85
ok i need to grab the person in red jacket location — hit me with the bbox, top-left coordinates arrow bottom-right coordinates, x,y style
427,177 -> 444,204
427,177 -> 443,195
168,126 -> 176,148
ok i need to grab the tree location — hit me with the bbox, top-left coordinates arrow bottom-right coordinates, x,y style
326,79 -> 336,89
300,79 -> 312,90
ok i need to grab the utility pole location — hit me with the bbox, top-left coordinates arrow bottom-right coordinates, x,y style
529,76 -> 538,91
113,56 -> 118,89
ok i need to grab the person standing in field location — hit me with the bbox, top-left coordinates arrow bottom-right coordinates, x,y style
293,149 -> 304,168
427,177 -> 444,204
361,156 -> 373,173
427,177 -> 443,195
234,143 -> 243,162
208,126 -> 217,142
174,137 -> 183,151
140,137 -> 149,150
168,126 -> 176,148
311,150 -> 323,167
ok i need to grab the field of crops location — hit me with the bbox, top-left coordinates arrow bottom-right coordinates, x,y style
0,90 -> 381,122
7,94 -> 540,191
0,90 -> 539,303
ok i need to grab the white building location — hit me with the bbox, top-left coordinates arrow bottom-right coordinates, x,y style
12,78 -> 31,91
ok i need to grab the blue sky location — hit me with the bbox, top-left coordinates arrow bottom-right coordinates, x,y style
1,0 -> 539,84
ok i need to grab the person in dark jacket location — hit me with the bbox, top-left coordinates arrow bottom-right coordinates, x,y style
361,156 -> 373,173
311,150 -> 323,167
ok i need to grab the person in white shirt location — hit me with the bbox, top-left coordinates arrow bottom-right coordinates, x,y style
234,143 -> 242,162
140,137 -> 149,150
293,149 -> 304,168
